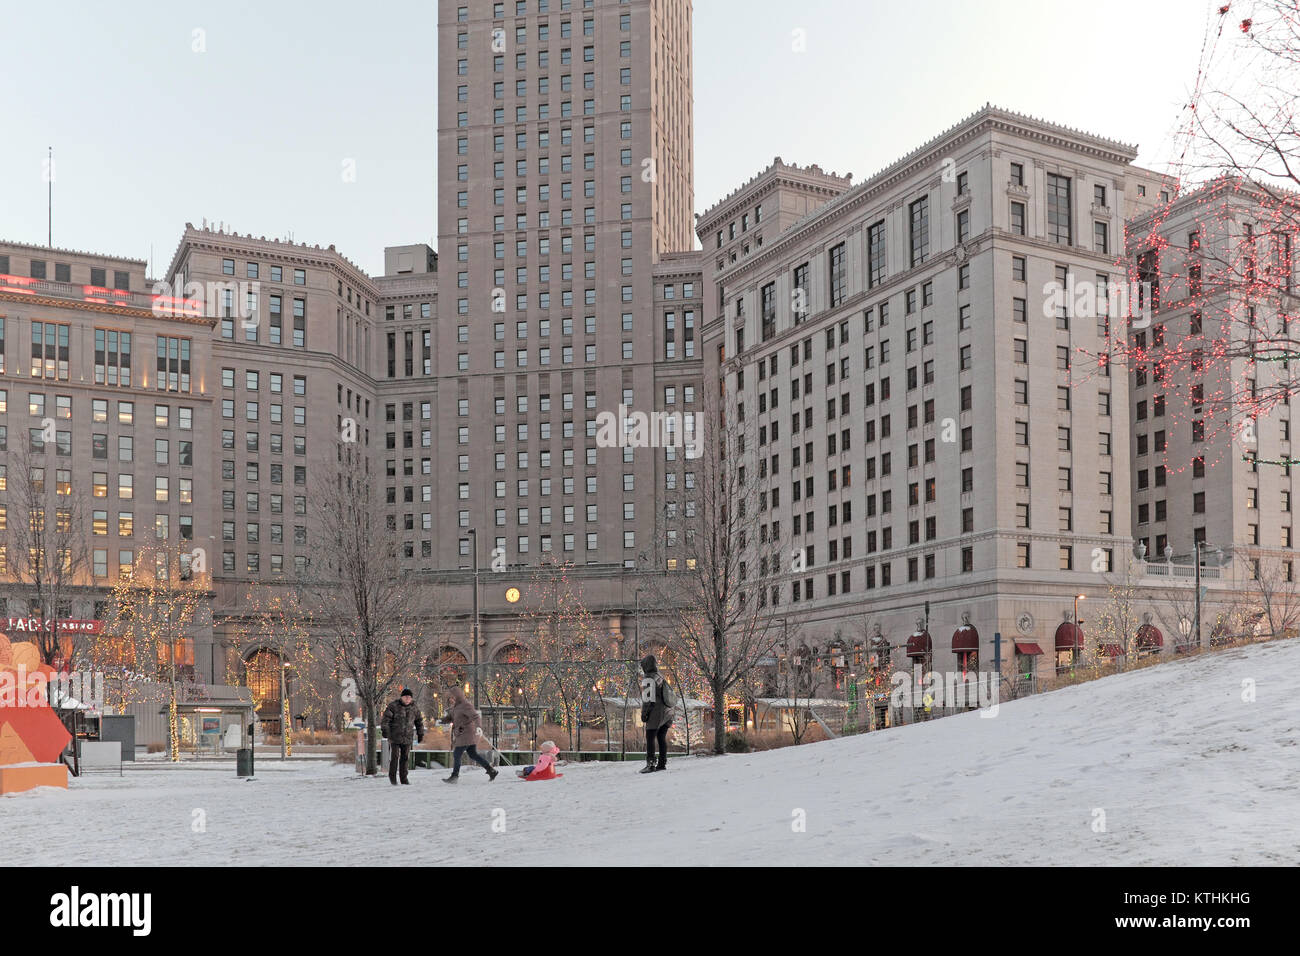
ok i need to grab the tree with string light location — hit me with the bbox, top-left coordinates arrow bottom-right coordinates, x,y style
97,543 -> 208,761
511,559 -> 604,752
1093,4 -> 1300,490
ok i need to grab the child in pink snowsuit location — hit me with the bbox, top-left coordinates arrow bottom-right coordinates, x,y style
518,740 -> 562,781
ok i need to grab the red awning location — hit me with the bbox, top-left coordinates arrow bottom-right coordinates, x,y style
906,629 -> 932,658
1136,623 -> 1163,649
1014,642 -> 1043,655
1054,622 -> 1084,651
1100,643 -> 1124,657
952,624 -> 979,653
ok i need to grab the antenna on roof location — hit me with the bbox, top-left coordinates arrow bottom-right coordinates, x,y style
46,146 -> 53,248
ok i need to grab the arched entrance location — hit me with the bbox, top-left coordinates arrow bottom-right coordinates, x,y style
244,649 -> 284,732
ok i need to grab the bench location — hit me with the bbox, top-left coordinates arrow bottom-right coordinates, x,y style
78,741 -> 123,775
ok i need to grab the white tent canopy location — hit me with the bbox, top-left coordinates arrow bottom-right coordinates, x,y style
602,695 -> 710,710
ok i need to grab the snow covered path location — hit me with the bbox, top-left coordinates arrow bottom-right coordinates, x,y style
4,638 -> 1298,865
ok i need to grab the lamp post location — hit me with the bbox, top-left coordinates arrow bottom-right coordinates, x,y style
1073,594 -> 1086,673
1194,538 -> 1204,651
469,528 -> 481,708
776,616 -> 789,734
626,588 -> 643,761
634,588 -> 643,661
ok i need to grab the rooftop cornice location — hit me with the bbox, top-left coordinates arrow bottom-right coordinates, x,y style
696,159 -> 855,229
0,238 -> 146,265
164,226 -> 378,290
711,106 -> 1145,285
1125,174 -> 1300,233
0,289 -> 219,327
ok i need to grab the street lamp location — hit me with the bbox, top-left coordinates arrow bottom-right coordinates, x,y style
1072,594 -> 1086,673
626,588 -> 644,762
1192,539 -> 1222,651
468,528 -> 481,708
634,589 -> 643,659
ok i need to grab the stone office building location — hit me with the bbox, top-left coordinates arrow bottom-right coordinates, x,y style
0,240 -> 218,674
695,106 -> 1184,682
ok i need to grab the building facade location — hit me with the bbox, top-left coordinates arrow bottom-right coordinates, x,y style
0,240 -> 218,674
7,8 -> 1294,726
697,107 -> 1189,681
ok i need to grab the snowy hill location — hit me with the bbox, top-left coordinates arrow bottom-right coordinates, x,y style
4,638 -> 1298,865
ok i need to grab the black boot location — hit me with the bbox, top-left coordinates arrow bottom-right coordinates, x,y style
442,774 -> 459,783
487,767 -> 499,781
639,761 -> 656,774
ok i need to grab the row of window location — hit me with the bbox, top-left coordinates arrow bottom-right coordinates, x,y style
0,255 -> 129,289
221,258 -> 306,287
220,368 -> 307,395
217,294 -> 306,347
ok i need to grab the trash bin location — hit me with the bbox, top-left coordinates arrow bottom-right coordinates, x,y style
237,747 -> 255,777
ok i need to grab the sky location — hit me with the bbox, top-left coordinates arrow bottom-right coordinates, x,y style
0,0 -> 1219,278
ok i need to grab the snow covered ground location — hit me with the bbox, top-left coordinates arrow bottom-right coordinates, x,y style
4,638 -> 1298,865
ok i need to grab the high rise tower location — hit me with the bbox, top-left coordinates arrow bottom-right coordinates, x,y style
434,0 -> 696,578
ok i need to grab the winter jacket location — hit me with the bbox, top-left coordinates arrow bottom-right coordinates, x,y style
444,687 -> 482,748
640,655 -> 675,730
380,698 -> 425,746
523,749 -> 561,781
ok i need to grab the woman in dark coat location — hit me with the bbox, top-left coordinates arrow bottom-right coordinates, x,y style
639,655 -> 675,773
439,687 -> 498,783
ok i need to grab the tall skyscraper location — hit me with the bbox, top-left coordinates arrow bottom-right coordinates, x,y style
434,0 -> 696,602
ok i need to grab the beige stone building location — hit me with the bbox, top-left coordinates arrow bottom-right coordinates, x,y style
1124,177 -> 1300,639
0,239 -> 218,673
693,106 -> 1197,684
429,0 -> 700,659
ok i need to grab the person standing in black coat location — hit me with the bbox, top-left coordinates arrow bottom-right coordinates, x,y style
380,688 -> 425,785
639,655 -> 675,774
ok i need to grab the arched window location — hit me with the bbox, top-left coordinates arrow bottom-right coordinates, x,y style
245,649 -> 282,718
428,645 -> 469,687
493,643 -> 528,664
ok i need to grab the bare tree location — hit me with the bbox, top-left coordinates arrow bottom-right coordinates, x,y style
1241,551 -> 1300,637
2,433 -> 92,668
299,443 -> 435,776
773,642 -> 818,746
231,584 -> 339,743
1093,557 -> 1146,668
645,384 -> 784,754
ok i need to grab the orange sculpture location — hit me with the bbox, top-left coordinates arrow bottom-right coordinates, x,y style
0,638 -> 71,794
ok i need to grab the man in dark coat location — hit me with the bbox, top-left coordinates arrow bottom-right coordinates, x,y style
380,688 -> 425,785
640,655 -> 675,773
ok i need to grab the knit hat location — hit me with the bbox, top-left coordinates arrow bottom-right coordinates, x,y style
540,740 -> 558,754
400,688 -> 413,698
